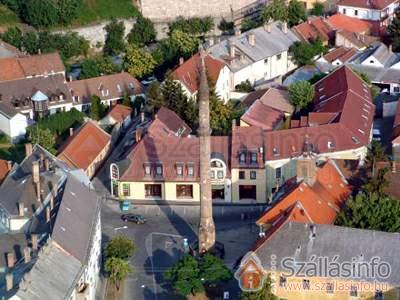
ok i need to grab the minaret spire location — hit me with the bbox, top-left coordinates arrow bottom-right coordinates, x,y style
198,46 -> 215,254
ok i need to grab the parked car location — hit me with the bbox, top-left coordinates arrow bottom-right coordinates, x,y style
121,214 -> 146,224
141,76 -> 156,86
372,129 -> 382,142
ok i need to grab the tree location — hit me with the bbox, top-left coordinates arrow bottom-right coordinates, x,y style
127,16 -> 156,46
22,0 -> 59,28
80,55 -> 118,79
309,2 -> 325,16
90,95 -> 106,121
241,275 -> 277,300
57,0 -> 82,25
146,81 -> 165,113
198,253 -> 232,284
388,8 -> 400,52
210,91 -> 236,136
170,30 -> 199,58
103,19 -> 126,56
124,44 -> 156,78
262,0 -> 288,22
0,26 -> 24,49
335,191 -> 400,232
27,127 -> 56,154
218,18 -> 234,33
290,38 -> 326,66
235,80 -> 254,92
288,80 -> 315,110
105,257 -> 132,290
21,31 -> 39,54
169,17 -> 214,35
105,236 -> 135,260
366,140 -> 387,177
288,0 -> 307,27
132,95 -> 145,115
363,167 -> 389,197
241,18 -> 260,32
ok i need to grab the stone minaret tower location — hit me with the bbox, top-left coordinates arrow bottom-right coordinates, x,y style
198,48 -> 215,254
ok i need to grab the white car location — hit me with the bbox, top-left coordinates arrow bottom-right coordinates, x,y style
372,129 -> 381,142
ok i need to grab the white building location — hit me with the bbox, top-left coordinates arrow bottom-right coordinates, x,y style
208,21 -> 299,88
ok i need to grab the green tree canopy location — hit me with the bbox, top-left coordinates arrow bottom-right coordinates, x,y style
90,95 -> 106,121
388,8 -> 400,52
169,30 -> 199,58
80,55 -> 118,79
288,0 -> 307,27
335,191 -> 400,232
22,0 -> 59,28
105,257 -> 132,290
309,2 -> 325,16
262,0 -> 288,22
127,16 -> 156,46
290,38 -> 326,66
146,81 -> 165,113
27,126 -> 56,154
57,0 -> 82,25
103,19 -> 126,56
288,80 -> 315,110
105,235 -> 135,260
240,275 -> 278,300
366,140 -> 387,176
169,16 -> 214,35
124,44 -> 156,78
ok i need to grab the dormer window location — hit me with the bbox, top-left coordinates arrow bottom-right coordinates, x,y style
273,147 -> 279,156
239,151 -> 246,164
176,163 -> 183,177
188,164 -> 194,177
117,84 -> 122,92
250,151 -> 257,164
144,164 -> 151,176
328,141 -> 334,149
156,165 -> 163,177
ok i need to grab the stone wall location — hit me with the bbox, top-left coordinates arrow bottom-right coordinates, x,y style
139,0 -> 258,22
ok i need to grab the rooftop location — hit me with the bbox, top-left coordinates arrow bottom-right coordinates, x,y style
327,14 -> 373,34
58,121 -> 111,171
242,87 -> 294,114
147,107 -> 192,138
107,104 -> 132,123
322,47 -> 358,64
292,17 -> 334,43
241,100 -> 284,131
336,29 -> 378,49
337,0 -> 397,9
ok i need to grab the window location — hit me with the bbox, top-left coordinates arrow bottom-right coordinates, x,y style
354,9 -> 358,15
264,58 -> 268,64
277,54 -> 282,60
273,147 -> 279,156
375,290 -> 383,300
239,171 -> 245,180
176,185 -> 193,198
145,184 -> 162,198
343,8 -> 347,14
250,171 -> 257,180
122,184 -> 130,197
188,165 -> 194,177
276,167 -> 282,179
279,276 -> 287,287
217,170 -> 224,179
303,279 -> 310,290
370,60 -> 375,64
176,164 -> 183,177
326,282 -> 334,294
156,165 -> 163,177
210,171 -> 215,179
250,152 -> 257,164
239,152 -> 246,164
394,86 -> 400,93
144,165 -> 151,176
350,285 -> 358,297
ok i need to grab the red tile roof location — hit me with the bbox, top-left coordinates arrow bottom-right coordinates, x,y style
322,47 -> 358,64
108,104 -> 132,123
336,30 -> 378,49
58,121 -> 111,171
68,72 -> 143,104
120,135 -> 231,181
328,14 -> 373,34
171,53 -> 226,94
256,160 -> 351,226
393,102 -> 400,142
293,17 -> 334,43
241,100 -> 284,131
0,159 -> 11,184
338,0 -> 397,9
0,53 -> 64,82
147,107 -> 192,137
242,87 -> 294,115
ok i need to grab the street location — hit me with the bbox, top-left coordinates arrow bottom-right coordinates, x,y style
101,200 -> 262,300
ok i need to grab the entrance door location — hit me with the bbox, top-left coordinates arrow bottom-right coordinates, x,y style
239,185 -> 257,200
212,185 -> 225,200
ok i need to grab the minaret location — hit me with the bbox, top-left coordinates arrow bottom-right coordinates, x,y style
198,48 -> 216,254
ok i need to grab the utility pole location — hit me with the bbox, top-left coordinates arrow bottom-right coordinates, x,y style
198,47 -> 216,254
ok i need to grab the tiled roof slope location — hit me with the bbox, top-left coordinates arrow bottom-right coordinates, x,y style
120,135 -> 231,181
241,100 -> 284,131
172,53 -> 226,94
257,160 -> 351,226
323,47 -> 358,63
293,17 -> 334,43
58,121 -> 111,171
108,104 -> 132,123
327,14 -> 373,34
147,107 -> 192,137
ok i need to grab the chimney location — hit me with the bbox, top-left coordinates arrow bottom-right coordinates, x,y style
232,119 -> 236,131
179,57 -> 184,65
135,128 -> 143,143
234,27 -> 241,36
18,202 -> 24,217
392,161 -> 397,173
248,33 -> 256,47
46,206 -> 51,223
296,155 -> 317,186
7,252 -> 15,268
140,111 -> 145,123
283,22 -> 288,34
32,161 -> 41,202
31,234 -> 38,250
229,41 -> 235,58
44,158 -> 49,171
209,37 -> 215,46
25,143 -> 33,157
7,160 -> 12,171
24,247 -> 31,263
264,22 -> 272,33
5,273 -> 13,291
389,44 -> 393,53
69,127 -> 74,136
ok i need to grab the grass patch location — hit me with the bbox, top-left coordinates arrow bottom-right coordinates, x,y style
73,0 -> 139,26
0,4 -> 21,26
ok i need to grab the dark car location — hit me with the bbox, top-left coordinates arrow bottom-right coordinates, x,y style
121,214 -> 146,224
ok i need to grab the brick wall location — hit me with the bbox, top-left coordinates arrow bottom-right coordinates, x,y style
139,0 -> 258,22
